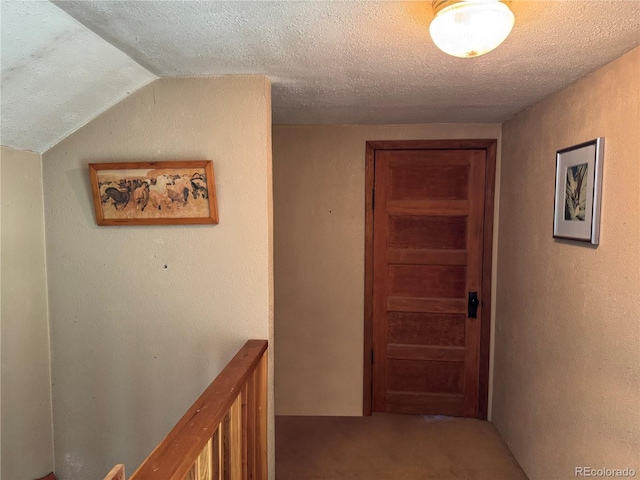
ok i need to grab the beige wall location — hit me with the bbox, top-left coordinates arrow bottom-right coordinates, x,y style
493,48 -> 640,479
1,146 -> 54,479
42,76 -> 274,480
273,123 -> 502,416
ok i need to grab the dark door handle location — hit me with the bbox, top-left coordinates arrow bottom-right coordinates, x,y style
468,292 -> 479,318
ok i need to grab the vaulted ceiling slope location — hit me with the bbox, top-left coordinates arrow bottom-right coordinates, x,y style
2,1 -> 639,154
0,0 -> 156,153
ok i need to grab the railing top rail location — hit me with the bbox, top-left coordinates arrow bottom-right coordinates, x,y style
130,339 -> 268,480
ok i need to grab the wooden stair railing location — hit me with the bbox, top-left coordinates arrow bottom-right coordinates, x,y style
106,340 -> 268,480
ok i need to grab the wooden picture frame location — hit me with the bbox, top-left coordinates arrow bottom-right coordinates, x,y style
89,160 -> 218,226
553,138 -> 604,244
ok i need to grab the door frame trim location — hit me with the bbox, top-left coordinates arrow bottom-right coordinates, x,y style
363,139 -> 497,419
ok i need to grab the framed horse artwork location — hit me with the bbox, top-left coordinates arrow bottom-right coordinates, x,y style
88,160 -> 218,226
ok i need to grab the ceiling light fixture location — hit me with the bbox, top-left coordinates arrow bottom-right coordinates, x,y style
429,0 -> 515,58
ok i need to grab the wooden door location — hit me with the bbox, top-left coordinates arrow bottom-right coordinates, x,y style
369,143 -> 492,417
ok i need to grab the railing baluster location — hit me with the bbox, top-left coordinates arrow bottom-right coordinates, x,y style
223,411 -> 231,480
103,464 -> 125,480
231,395 -> 243,479
256,353 -> 268,480
247,368 -> 256,480
184,465 -> 196,480
213,425 -> 221,480
241,383 -> 249,480
199,438 -> 213,480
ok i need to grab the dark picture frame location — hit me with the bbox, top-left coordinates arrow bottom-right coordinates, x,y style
553,138 -> 604,244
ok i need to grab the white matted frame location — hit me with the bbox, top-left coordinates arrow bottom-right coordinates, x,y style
553,137 -> 604,245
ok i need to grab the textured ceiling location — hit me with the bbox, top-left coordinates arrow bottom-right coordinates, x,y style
0,0 -> 155,153
1,1 -> 639,153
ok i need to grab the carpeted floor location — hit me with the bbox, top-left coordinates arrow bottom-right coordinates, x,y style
276,414 -> 528,480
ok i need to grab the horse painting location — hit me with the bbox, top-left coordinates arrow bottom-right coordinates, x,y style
90,161 -> 218,225
103,187 -> 130,210
133,183 -> 149,211
191,174 -> 208,199
166,177 -> 192,205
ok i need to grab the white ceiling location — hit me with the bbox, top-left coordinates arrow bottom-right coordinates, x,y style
1,1 -> 639,153
0,0 -> 155,153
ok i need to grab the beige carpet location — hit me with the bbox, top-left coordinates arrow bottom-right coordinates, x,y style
276,414 -> 528,480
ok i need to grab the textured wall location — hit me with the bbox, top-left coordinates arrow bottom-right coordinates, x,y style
42,76 -> 274,480
273,123 -> 501,416
1,146 -> 54,480
493,48 -> 639,479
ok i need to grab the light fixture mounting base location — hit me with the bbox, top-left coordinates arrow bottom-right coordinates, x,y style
432,0 -> 512,15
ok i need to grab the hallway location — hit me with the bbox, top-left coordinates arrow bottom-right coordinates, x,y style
276,414 -> 528,480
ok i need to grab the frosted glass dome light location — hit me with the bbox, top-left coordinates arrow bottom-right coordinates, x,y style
429,0 -> 515,58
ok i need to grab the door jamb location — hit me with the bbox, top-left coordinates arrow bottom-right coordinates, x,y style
363,139 -> 497,419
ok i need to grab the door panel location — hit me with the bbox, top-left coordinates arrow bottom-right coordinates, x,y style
372,148 -> 486,416
388,265 -> 466,298
386,297 -> 466,314
387,248 -> 468,265
389,216 -> 468,249
387,359 -> 465,394
387,344 -> 465,362
389,165 -> 469,200
387,312 -> 466,346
